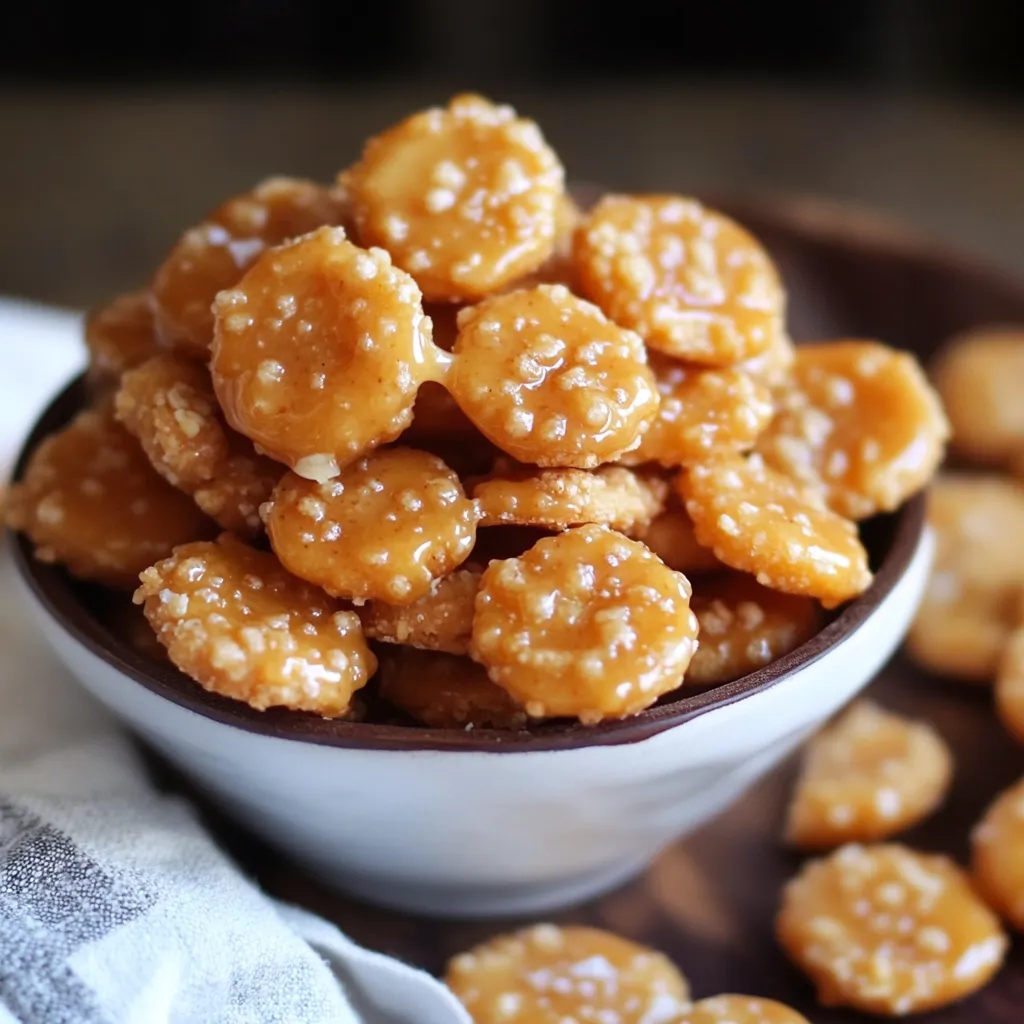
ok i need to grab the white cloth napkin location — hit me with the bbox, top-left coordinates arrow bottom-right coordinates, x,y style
0,298 -> 471,1024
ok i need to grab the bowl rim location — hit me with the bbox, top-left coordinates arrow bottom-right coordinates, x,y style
14,191 -> 998,755
9,370 -> 925,754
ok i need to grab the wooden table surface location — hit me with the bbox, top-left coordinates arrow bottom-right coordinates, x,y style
8,83 -> 1024,1020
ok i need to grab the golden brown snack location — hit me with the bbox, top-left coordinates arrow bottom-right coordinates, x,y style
756,341 -> 948,520
212,228 -> 448,481
907,474 -> 1024,682
448,284 -> 659,468
971,776 -> 1024,931
996,626 -> 1024,742
471,460 -> 668,532
510,192 -> 583,291
574,194 -> 785,365
84,289 -> 161,381
191,434 -> 283,540
377,648 -> 527,729
136,534 -> 374,716
208,175 -> 348,241
6,405 -> 214,588
686,572 -> 823,687
114,354 -> 229,489
678,456 -> 872,608
738,327 -> 796,388
633,499 -> 722,573
445,924 -> 690,1024
265,447 -> 477,605
776,843 -> 1007,1016
470,525 -> 698,723
151,177 -> 347,356
626,356 -> 774,468
679,996 -> 810,1024
785,700 -> 953,850
359,568 -> 479,655
344,93 -> 564,302
932,326 -> 1024,464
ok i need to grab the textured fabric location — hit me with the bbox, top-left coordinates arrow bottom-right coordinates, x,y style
0,299 -> 471,1024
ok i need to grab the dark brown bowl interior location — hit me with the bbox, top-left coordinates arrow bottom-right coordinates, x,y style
12,194 -> 1024,754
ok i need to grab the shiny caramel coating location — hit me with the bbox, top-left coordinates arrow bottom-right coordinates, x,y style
679,996 -> 810,1024
114,354 -> 229,489
192,434 -> 283,540
470,525 -> 698,723
471,460 -> 668,533
575,195 -> 785,365
265,447 -> 477,605
377,648 -> 527,730
84,289 -> 162,381
359,568 -> 479,655
136,534 -> 374,716
151,178 -> 347,356
678,456 -> 872,608
933,326 -> 1024,464
756,341 -> 949,520
445,924 -> 690,1024
686,572 -> 823,686
907,474 -> 1024,682
626,356 -> 774,468
776,844 -> 1007,1015
211,228 -> 447,481
344,93 -> 564,302
785,700 -> 953,851
6,405 -> 214,588
972,776 -> 1024,931
448,284 -> 659,468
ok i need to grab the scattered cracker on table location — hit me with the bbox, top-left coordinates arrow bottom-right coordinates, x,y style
996,625 -> 1024,743
686,572 -> 823,687
343,93 -> 564,302
471,460 -> 668,533
679,995 -> 810,1024
84,289 -> 161,381
756,340 -> 949,520
785,700 -> 953,850
211,227 -> 449,481
470,525 -> 698,723
377,647 -> 527,730
972,776 -> 1024,932
678,455 -> 872,608
136,533 -> 375,716
444,923 -> 690,1024
776,843 -> 1007,1016
625,356 -> 774,469
265,447 -> 477,605
932,326 -> 1024,464
359,567 -> 479,655
152,176 -> 346,356
5,404 -> 214,588
907,473 -> 1024,682
448,283 -> 659,468
574,194 -> 786,365
115,353 -> 230,489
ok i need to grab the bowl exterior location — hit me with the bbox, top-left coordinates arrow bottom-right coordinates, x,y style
15,528 -> 933,918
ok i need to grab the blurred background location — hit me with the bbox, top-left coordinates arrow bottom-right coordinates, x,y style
3,0 -> 1023,309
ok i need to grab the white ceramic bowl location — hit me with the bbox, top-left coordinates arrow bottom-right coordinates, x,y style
10,375 -> 930,919
12,194 -> 977,919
